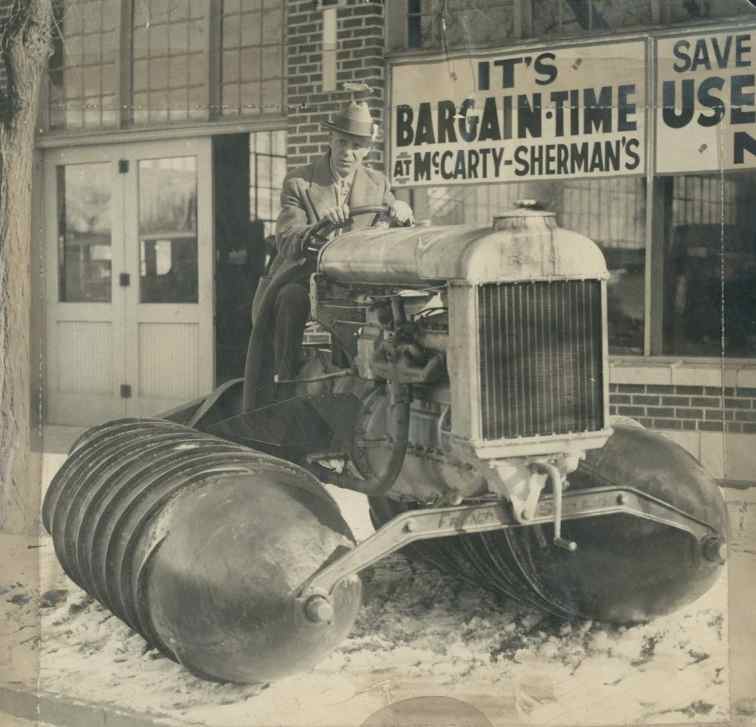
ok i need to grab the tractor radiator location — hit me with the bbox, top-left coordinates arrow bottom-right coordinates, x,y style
477,280 -> 604,440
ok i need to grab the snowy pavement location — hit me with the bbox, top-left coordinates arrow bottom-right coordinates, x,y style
0,485 -> 753,727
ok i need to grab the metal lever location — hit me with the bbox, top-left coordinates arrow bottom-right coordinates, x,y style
542,463 -> 578,552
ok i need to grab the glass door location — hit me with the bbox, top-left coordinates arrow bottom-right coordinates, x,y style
45,147 -> 126,425
121,140 -> 214,417
44,139 -> 214,426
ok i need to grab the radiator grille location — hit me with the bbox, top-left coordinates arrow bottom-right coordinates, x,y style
478,280 -> 604,440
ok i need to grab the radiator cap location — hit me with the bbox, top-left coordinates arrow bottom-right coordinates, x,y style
493,200 -> 555,231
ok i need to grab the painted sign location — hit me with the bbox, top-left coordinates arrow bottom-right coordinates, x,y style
389,41 -> 647,187
656,30 -> 756,174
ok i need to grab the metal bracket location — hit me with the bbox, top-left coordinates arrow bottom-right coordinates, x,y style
296,486 -> 719,607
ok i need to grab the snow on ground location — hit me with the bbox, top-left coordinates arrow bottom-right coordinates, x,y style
0,486 -> 746,727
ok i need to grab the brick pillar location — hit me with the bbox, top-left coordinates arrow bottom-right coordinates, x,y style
286,0 -> 387,171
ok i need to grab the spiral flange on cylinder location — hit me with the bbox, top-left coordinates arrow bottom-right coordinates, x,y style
42,417 -> 362,684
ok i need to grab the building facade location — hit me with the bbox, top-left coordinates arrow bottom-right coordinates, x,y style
11,0 -> 756,482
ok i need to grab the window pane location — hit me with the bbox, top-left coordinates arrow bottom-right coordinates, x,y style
261,79 -> 282,114
241,10 -> 261,46
57,163 -> 112,303
241,82 -> 262,113
138,157 -> 197,235
220,0 -> 284,117
262,45 -> 282,80
250,130 -> 287,230
593,0 -> 652,28
240,47 -> 261,81
140,238 -> 199,303
134,61 -> 147,91
138,157 -> 198,304
409,0 -> 516,50
668,0 -> 754,23
129,1 -> 207,125
662,171 -> 756,357
49,0 -> 118,130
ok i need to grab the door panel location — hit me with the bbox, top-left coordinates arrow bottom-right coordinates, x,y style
123,142 -> 214,417
45,140 -> 214,426
45,150 -> 125,425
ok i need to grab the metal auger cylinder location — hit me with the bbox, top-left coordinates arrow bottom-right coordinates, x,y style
42,418 -> 362,684
370,422 -> 729,624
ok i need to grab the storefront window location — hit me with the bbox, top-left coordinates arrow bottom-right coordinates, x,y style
250,130 -> 287,237
49,0 -> 118,129
131,0 -> 207,125
407,0 -> 515,50
661,171 -> 756,358
411,178 -> 646,354
220,0 -> 285,116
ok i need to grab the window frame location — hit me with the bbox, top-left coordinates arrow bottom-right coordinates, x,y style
41,0 -> 287,141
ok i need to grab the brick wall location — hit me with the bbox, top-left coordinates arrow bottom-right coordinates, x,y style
285,0 -> 386,171
609,384 -> 756,435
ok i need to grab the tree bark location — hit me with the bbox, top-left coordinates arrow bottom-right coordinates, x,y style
0,0 -> 52,532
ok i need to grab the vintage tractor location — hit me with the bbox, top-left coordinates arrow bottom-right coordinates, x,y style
43,203 -> 729,685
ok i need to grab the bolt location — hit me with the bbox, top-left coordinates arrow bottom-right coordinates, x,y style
616,494 -> 625,506
304,595 -> 334,624
404,519 -> 417,533
701,536 -> 727,564
554,537 -> 578,552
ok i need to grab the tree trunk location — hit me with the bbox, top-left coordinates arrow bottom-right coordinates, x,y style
0,0 -> 52,532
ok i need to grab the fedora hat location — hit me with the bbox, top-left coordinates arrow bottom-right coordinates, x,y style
322,101 -> 377,140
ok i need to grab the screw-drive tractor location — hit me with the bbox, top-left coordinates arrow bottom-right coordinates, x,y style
43,204 -> 728,684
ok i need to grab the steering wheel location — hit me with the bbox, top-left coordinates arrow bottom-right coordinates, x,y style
305,204 -> 393,253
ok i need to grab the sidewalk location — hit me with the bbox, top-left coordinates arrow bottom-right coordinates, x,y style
1,434 -> 754,727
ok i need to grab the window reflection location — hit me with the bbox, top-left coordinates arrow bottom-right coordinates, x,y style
663,172 -> 756,357
667,0 -> 751,23
411,178 -> 646,354
408,0 -> 514,50
138,157 -> 198,303
57,163 -> 112,302
532,0 -> 652,36
140,238 -> 198,303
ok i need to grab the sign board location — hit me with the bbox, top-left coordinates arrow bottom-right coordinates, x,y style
656,30 -> 756,174
389,40 -> 647,187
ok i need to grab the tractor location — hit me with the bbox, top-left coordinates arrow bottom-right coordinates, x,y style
43,203 -> 728,684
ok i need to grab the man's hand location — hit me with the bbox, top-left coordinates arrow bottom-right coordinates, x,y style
390,200 -> 415,226
321,203 -> 351,226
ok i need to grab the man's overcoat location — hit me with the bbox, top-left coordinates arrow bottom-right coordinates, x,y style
252,152 -> 396,321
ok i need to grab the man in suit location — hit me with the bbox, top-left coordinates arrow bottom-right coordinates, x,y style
260,101 -> 414,389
